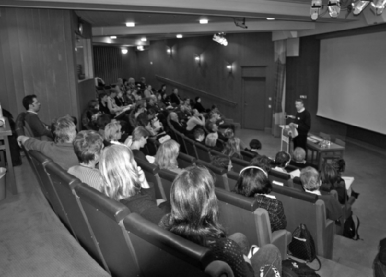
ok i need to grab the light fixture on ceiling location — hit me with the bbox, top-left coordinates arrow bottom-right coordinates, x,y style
213,32 -> 228,46
351,0 -> 370,15
176,34 -> 183,39
199,18 -> 209,24
234,18 -> 248,29
226,64 -> 233,74
137,45 -> 144,51
194,55 -> 201,66
121,48 -> 128,54
371,0 -> 386,14
141,37 -> 147,42
328,0 -> 341,17
266,18 -> 276,20
110,36 -> 117,39
310,0 -> 322,20
167,47 -> 172,56
125,22 -> 135,27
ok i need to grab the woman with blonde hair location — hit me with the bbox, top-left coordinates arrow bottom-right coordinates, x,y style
222,137 -> 243,159
154,139 -> 182,174
104,122 -> 122,144
159,166 -> 282,277
99,144 -> 166,224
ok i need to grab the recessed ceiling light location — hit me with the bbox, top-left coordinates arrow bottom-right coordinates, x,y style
141,37 -> 147,42
125,22 -> 135,27
110,36 -> 117,39
176,34 -> 183,38
266,18 -> 276,20
199,19 -> 209,24
137,45 -> 144,51
121,48 -> 128,54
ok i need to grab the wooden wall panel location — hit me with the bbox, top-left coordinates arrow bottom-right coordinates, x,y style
0,7 -> 79,124
93,46 -> 126,85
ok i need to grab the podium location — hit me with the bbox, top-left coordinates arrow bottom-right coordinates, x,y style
279,125 -> 296,152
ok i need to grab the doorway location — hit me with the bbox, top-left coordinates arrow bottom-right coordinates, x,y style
242,77 -> 266,130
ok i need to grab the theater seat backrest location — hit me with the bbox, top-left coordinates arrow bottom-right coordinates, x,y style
227,171 -> 239,191
29,151 -> 73,234
124,213 -> 233,277
292,176 -> 305,191
134,158 -> 166,200
183,136 -> 199,159
268,170 -> 293,187
196,160 -> 229,191
240,150 -> 255,162
215,187 -> 291,259
195,142 -> 212,163
45,162 -> 109,273
230,157 -> 249,173
75,183 -> 141,277
177,152 -> 196,168
158,169 -> 178,202
271,185 -> 334,259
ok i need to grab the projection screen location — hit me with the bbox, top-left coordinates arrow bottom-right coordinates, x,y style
318,31 -> 386,135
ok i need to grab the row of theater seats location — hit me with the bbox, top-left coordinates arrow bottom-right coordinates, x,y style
165,114 -> 338,259
23,146 -> 238,277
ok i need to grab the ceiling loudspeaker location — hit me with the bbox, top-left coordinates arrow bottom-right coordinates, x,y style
286,38 -> 299,57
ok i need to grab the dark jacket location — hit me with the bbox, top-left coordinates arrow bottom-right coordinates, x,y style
24,112 -> 53,139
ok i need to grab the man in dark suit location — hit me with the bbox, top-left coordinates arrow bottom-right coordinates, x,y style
169,88 -> 181,107
288,99 -> 311,151
22,94 -> 53,139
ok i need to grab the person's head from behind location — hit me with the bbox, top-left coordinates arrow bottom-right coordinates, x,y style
194,128 -> 205,142
195,96 -> 201,103
73,130 -> 103,166
165,166 -> 224,241
207,121 -> 218,133
223,137 -> 241,157
136,112 -> 149,128
52,115 -> 77,143
212,155 -> 232,172
173,88 -> 178,95
250,155 -> 274,172
321,162 -> 338,187
97,114 -> 112,131
249,139 -> 262,151
234,166 -> 271,197
300,166 -> 321,191
275,151 -> 291,167
155,139 -> 180,170
295,99 -> 304,112
224,128 -> 235,139
205,133 -> 218,147
132,126 -> 149,148
104,122 -> 122,142
23,94 -> 41,112
292,147 -> 306,163
333,158 -> 345,174
169,112 -> 179,123
99,145 -> 141,201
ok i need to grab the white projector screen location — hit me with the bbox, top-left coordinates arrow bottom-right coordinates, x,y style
318,32 -> 386,135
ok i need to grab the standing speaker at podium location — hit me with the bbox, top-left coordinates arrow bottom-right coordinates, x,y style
287,99 -> 311,151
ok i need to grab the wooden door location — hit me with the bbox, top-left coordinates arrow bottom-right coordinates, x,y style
242,77 -> 266,130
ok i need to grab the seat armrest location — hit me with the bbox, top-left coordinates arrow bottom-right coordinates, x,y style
205,261 -> 234,277
323,219 -> 335,259
271,230 -> 291,260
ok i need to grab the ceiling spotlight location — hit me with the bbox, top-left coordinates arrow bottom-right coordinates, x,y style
167,48 -> 172,55
137,45 -> 144,51
213,32 -> 228,46
266,18 -> 276,20
121,48 -> 128,54
199,19 -> 209,24
371,0 -> 386,14
110,36 -> 117,39
141,37 -> 147,42
351,0 -> 370,15
328,0 -> 341,17
176,34 -> 183,39
234,18 -> 248,29
125,22 -> 135,27
310,0 -> 322,20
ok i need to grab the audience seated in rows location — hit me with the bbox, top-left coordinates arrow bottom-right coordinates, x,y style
272,151 -> 291,174
233,166 -> 287,232
130,126 -> 150,161
289,147 -> 313,169
300,166 -> 343,221
68,130 -> 104,191
154,139 -> 183,174
18,115 -> 78,171
81,100 -> 100,131
22,94 -> 53,140
159,166 -> 282,277
99,144 -> 167,224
